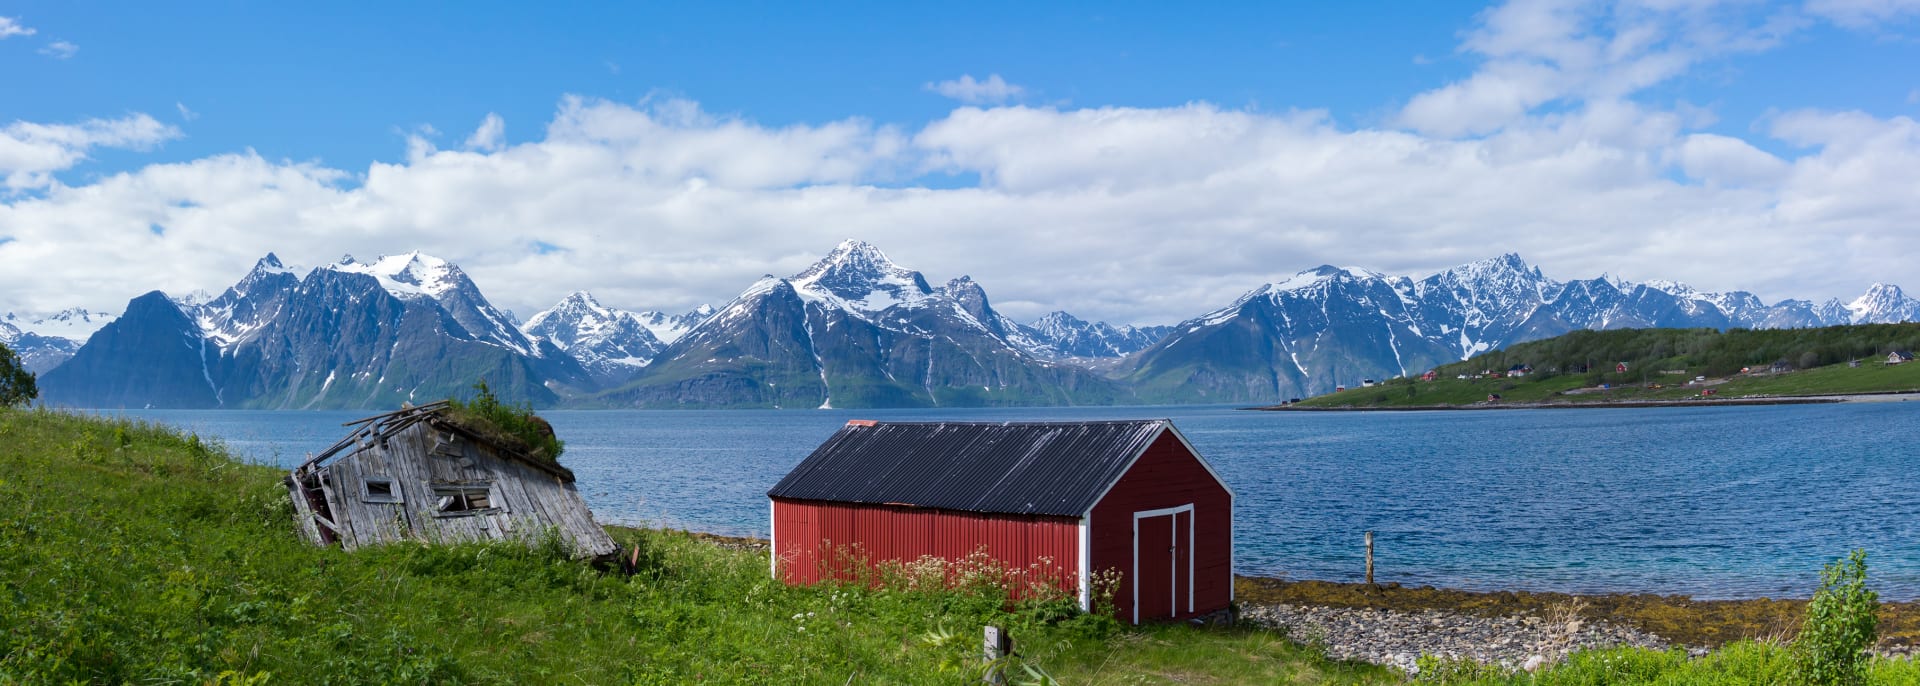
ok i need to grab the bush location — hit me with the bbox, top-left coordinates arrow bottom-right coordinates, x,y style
0,342 -> 35,407
1796,549 -> 1880,686
445,380 -> 564,461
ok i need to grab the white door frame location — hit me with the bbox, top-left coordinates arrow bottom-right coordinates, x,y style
1131,503 -> 1194,624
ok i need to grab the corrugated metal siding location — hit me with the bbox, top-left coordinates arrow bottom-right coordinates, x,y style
766,420 -> 1168,516
773,498 -> 1079,597
1088,433 -> 1233,623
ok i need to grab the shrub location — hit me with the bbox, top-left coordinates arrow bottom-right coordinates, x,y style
445,380 -> 564,461
0,341 -> 35,407
1796,549 -> 1879,686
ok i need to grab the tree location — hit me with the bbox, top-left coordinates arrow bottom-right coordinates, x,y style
0,342 -> 35,408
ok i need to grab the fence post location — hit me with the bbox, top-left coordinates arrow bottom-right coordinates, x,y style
983,625 -> 1009,684
1365,531 -> 1375,585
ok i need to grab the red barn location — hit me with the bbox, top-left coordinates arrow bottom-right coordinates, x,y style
767,419 -> 1233,624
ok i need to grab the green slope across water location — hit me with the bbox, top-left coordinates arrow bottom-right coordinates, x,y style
1292,325 -> 1920,409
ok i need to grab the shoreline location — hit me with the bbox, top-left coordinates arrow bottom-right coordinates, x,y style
660,529 -> 1918,653
1252,390 -> 1920,412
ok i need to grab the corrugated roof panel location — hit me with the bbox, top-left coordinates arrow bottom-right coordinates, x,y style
766,420 -> 1171,516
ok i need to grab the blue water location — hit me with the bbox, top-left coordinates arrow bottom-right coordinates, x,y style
104,403 -> 1920,600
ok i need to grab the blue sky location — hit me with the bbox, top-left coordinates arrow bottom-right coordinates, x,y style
4,1 -> 1920,328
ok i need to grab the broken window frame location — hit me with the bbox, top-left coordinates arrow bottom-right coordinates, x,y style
430,482 -> 500,517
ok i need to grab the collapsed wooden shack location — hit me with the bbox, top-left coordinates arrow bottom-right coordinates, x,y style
285,401 -> 618,559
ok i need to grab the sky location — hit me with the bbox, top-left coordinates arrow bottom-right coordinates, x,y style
3,1 -> 1920,329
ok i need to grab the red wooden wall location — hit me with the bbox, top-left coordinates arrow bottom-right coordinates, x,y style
772,499 -> 1081,597
1087,432 -> 1233,622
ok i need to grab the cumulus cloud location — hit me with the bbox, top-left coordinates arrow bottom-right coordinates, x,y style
1398,0 -> 1796,137
0,113 -> 182,190
4,4 -> 1920,329
464,113 -> 505,152
3,93 -> 1919,329
38,40 -> 76,59
926,74 -> 1026,105
0,16 -> 34,39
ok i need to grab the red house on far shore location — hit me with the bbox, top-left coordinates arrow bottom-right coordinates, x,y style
767,419 -> 1234,624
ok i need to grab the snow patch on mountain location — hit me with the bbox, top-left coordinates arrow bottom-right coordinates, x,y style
3,307 -> 119,340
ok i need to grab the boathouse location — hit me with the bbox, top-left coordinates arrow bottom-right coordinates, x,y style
767,419 -> 1233,624
285,401 -> 618,559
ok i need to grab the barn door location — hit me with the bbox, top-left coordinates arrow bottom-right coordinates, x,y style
1132,504 -> 1194,624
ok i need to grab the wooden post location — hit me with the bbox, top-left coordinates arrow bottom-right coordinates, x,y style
983,625 -> 1009,684
1365,531 -> 1375,585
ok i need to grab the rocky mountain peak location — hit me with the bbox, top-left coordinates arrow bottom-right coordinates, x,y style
789,240 -> 934,307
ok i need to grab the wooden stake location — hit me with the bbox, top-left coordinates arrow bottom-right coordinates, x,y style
983,625 -> 1008,684
1365,531 -> 1375,585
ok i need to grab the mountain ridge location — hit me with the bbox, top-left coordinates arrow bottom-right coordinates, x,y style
25,243 -> 1920,409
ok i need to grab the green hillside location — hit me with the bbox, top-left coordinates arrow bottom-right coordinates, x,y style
1294,324 -> 1920,409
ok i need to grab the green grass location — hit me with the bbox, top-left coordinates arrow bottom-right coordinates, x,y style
1415,640 -> 1920,685
0,407 -> 1396,684
8,407 -> 1918,684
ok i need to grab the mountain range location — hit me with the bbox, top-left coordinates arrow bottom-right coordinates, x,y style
25,243 -> 1920,409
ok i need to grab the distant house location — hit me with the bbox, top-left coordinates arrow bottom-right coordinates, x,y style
1850,359 -> 1863,368
1421,370 -> 1438,382
1361,378 -> 1378,387
285,402 -> 618,560
1771,359 -> 1794,373
1506,364 -> 1532,377
1615,362 -> 1629,374
1888,351 -> 1915,365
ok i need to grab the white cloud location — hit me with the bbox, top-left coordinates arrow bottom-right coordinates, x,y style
926,74 -> 1026,105
176,102 -> 199,121
1806,0 -> 1920,28
3,94 -> 1918,330
5,5 -> 1920,329
38,40 -> 76,59
0,113 -> 182,190
464,113 -> 505,152
0,16 -> 34,39
1676,132 -> 1790,186
1398,0 -> 1796,137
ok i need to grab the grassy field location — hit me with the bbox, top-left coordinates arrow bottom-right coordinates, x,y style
4,407 -> 1918,684
0,408 -> 1391,684
1293,358 -> 1920,409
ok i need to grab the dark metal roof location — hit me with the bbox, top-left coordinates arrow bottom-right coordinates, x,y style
766,420 -> 1175,517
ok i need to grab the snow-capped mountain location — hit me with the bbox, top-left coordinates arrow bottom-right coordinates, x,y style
521,291 -> 667,383
1843,284 -> 1920,324
3,307 -> 118,339
598,240 -> 1129,408
1127,254 -> 1920,403
1025,311 -> 1173,359
29,244 -> 1920,409
40,252 -> 591,409
634,305 -> 715,345
0,318 -> 80,376
0,307 -> 122,376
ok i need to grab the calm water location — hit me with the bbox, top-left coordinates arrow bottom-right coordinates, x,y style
105,403 -> 1920,600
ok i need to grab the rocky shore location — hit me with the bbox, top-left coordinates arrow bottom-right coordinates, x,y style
1240,601 -> 1668,673
1235,578 -> 1920,674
